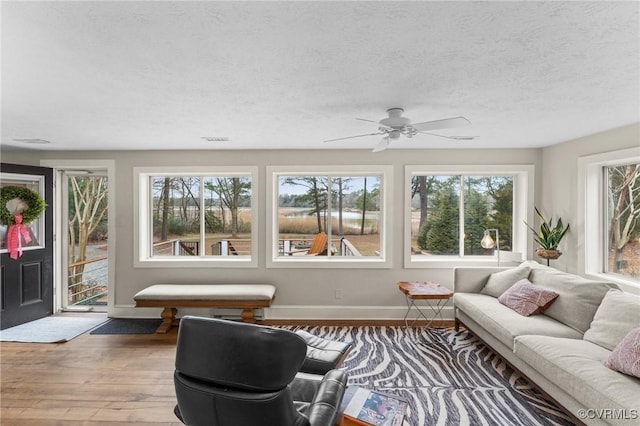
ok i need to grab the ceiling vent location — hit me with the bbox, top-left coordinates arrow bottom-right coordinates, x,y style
201,137 -> 229,142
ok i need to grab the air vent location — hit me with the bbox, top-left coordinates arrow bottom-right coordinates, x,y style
201,137 -> 229,142
13,138 -> 52,144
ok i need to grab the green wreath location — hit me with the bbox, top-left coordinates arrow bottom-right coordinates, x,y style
0,186 -> 47,225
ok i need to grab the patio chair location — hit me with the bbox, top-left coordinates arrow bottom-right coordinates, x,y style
286,232 -> 328,256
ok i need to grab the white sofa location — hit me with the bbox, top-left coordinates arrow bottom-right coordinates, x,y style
453,261 -> 640,426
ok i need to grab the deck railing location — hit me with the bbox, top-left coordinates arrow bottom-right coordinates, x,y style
68,256 -> 108,306
153,237 -> 361,257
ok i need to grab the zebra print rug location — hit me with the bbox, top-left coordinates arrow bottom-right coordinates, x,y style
290,326 -> 576,426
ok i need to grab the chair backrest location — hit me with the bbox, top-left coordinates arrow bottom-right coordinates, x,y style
174,316 -> 309,426
307,232 -> 327,255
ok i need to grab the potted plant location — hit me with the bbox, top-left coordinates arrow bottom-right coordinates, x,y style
525,207 -> 570,263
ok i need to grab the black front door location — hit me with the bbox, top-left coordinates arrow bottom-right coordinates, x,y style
0,163 -> 54,330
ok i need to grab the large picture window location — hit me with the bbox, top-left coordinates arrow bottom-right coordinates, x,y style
580,148 -> 640,287
405,165 -> 532,267
604,162 -> 640,280
267,166 -> 392,268
135,167 -> 257,267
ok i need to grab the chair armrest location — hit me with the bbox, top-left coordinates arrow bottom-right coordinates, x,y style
292,370 -> 348,426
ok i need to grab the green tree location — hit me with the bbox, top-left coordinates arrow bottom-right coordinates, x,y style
420,182 -> 459,254
464,188 -> 489,255
487,179 -> 513,250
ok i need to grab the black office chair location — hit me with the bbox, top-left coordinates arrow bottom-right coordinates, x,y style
173,316 -> 348,426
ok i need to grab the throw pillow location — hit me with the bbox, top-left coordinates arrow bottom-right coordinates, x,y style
481,265 -> 531,298
584,289 -> 640,351
604,328 -> 640,379
529,266 -> 618,333
498,278 -> 559,316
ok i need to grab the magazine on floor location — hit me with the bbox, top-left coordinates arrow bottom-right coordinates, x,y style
341,386 -> 408,426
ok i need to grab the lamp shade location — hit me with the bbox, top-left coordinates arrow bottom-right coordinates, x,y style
481,231 -> 495,249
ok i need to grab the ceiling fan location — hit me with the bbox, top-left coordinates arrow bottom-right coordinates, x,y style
324,108 -> 475,152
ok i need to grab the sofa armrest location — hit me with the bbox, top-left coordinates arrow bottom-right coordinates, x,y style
453,266 -> 512,294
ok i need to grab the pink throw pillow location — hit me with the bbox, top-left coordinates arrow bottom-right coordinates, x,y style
498,279 -> 559,316
604,328 -> 640,379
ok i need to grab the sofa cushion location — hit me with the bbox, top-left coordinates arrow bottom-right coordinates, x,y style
514,335 -> 640,421
498,278 -> 558,316
528,266 -> 619,333
480,265 -> 531,298
584,289 -> 640,350
454,293 -> 582,349
605,328 -> 640,379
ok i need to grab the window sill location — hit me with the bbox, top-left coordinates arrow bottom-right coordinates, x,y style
585,272 -> 640,293
405,257 -> 522,269
135,257 -> 256,268
267,257 -> 391,269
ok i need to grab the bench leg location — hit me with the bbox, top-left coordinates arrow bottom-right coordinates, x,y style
240,308 -> 256,323
157,307 -> 177,333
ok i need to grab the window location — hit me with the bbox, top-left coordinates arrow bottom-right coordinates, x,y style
580,147 -> 640,286
135,167 -> 257,267
0,172 -> 45,252
267,166 -> 392,268
405,165 -> 532,268
604,163 -> 640,280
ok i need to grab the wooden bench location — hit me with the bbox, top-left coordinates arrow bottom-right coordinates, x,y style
134,284 -> 276,333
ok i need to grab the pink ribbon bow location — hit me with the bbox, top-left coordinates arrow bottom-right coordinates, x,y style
7,214 -> 32,260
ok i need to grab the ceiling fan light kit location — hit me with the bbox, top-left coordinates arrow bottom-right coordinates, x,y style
325,107 -> 475,152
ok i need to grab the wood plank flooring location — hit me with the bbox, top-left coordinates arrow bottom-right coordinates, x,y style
1,315 -> 182,425
1,315 -> 454,425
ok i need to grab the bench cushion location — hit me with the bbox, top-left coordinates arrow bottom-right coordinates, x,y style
134,284 -> 276,301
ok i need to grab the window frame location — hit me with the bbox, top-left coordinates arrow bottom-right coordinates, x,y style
579,147 -> 640,288
404,164 -> 533,268
134,166 -> 258,268
266,165 -> 393,269
0,172 -> 46,253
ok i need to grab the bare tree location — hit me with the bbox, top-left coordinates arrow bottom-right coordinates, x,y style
68,176 -> 108,300
160,177 -> 171,241
208,178 -> 251,237
283,177 -> 328,233
360,177 -> 368,235
411,176 -> 437,231
608,164 -> 640,271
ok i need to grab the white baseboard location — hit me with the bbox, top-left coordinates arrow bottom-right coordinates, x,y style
109,304 -> 454,321
267,305 -> 454,320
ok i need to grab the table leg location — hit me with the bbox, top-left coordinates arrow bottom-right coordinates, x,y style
403,297 -> 449,328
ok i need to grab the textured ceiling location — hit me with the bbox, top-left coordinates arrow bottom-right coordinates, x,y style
1,1 -> 639,151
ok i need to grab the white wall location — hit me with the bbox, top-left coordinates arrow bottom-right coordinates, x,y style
1,147 -> 540,320
539,123 -> 640,280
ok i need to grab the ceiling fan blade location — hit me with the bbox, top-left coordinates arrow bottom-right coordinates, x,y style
355,118 -> 379,125
372,136 -> 390,153
412,116 -> 471,132
356,118 -> 394,130
324,131 -> 384,143
418,131 -> 477,140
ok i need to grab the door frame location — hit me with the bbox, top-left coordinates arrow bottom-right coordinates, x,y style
41,160 -> 116,315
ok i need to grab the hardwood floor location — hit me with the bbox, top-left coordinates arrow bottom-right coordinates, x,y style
1,315 -> 455,425
1,316 -> 182,425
